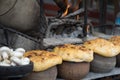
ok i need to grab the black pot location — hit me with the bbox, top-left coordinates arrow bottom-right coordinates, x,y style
116,54 -> 120,67
90,54 -> 116,73
0,62 -> 33,78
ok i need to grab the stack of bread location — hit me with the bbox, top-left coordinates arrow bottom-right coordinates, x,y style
54,44 -> 93,80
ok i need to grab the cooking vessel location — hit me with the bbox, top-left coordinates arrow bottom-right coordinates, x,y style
0,62 -> 33,78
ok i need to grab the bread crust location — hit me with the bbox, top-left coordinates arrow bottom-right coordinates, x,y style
24,50 -> 62,72
54,44 -> 93,62
84,38 -> 120,57
109,36 -> 120,46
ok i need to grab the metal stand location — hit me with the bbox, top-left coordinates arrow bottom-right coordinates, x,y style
83,0 -> 88,37
99,0 -> 107,33
0,24 -> 41,48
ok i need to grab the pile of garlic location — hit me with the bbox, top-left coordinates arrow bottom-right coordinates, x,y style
0,46 -> 30,66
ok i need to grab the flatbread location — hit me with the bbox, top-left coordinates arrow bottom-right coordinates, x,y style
54,44 -> 93,62
84,38 -> 120,57
109,36 -> 120,46
24,50 -> 62,72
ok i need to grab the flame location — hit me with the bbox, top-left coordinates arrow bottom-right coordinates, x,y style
61,0 -> 81,18
61,1 -> 71,17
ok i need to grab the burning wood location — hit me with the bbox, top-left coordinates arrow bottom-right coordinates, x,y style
54,0 -> 82,18
46,18 -> 92,38
61,3 -> 70,17
61,0 -> 71,17
64,8 -> 84,18
46,6 -> 92,39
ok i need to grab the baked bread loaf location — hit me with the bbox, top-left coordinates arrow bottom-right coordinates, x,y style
54,44 -> 93,62
24,50 -> 62,72
84,38 -> 120,57
109,36 -> 120,47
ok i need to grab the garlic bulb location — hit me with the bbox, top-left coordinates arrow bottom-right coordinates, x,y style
10,56 -> 22,65
0,46 -> 11,53
3,59 -> 11,64
1,52 -> 9,59
12,51 -> 23,58
15,48 -> 25,54
0,46 -> 30,66
0,62 -> 11,66
9,49 -> 14,56
21,57 -> 30,65
0,55 -> 2,61
0,46 -> 10,59
11,62 -> 16,66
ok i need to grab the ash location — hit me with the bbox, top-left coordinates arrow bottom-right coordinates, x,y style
50,26 -> 83,38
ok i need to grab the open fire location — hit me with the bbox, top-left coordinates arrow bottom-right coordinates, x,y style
61,3 -> 70,17
45,0 -> 93,39
54,0 -> 81,18
60,0 -> 73,17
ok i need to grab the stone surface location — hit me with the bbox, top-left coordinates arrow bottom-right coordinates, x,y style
57,68 -> 120,80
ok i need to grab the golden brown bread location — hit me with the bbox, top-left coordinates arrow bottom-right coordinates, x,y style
109,36 -> 120,46
24,50 -> 62,72
54,44 -> 93,62
84,38 -> 120,57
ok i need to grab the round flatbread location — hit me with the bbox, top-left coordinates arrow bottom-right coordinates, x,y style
109,36 -> 120,46
84,38 -> 120,57
24,50 -> 62,72
54,44 -> 93,62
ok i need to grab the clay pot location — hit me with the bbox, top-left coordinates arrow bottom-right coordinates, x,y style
90,54 -> 116,73
57,61 -> 90,80
0,0 -> 40,31
116,54 -> 120,67
23,66 -> 57,80
0,0 -> 16,15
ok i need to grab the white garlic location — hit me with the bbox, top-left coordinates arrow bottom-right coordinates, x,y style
0,55 -> 2,61
10,56 -> 22,65
21,57 -> 30,65
0,47 -> 29,67
1,52 -> 9,59
9,49 -> 14,56
11,62 -> 16,66
0,62 -> 11,66
15,48 -> 25,54
0,46 -> 11,53
12,51 -> 23,58
3,59 -> 11,64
